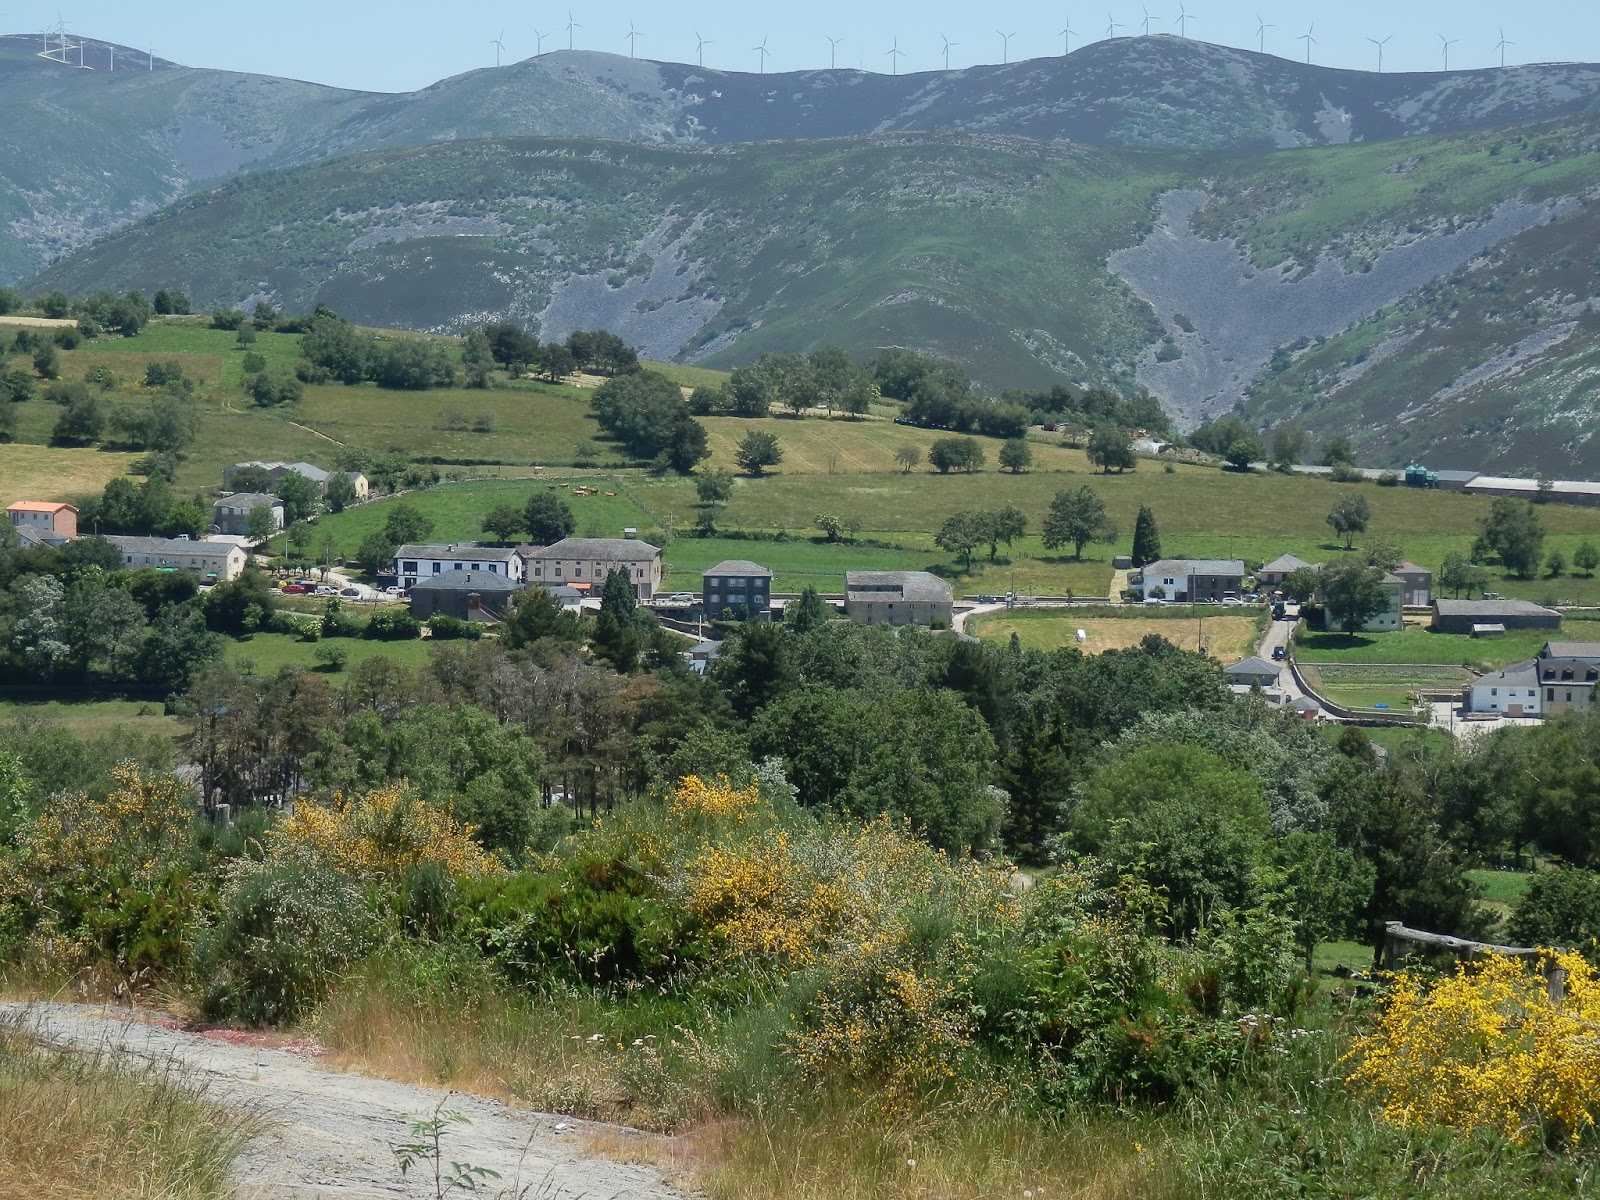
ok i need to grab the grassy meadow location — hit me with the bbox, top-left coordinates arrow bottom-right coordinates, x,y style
970,608 -> 1264,661
6,318 -> 1600,607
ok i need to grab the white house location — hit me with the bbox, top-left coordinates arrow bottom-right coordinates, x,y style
225,461 -> 370,502
1467,659 -> 1541,717
519,538 -> 664,599
1132,559 -> 1245,602
1321,571 -> 1404,633
393,543 -> 525,592
105,535 -> 249,582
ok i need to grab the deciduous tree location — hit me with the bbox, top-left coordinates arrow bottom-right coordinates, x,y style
734,430 -> 783,477
524,492 -> 576,545
1326,492 -> 1371,550
1042,486 -> 1116,561
999,437 -> 1033,474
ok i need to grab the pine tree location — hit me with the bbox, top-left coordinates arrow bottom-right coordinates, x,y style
591,567 -> 642,671
1131,504 -> 1162,567
786,586 -> 832,633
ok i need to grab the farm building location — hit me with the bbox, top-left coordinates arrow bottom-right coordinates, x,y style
408,571 -> 522,622
844,571 -> 954,627
1431,599 -> 1562,635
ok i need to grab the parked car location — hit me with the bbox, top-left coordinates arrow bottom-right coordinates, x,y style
381,585 -> 404,597
1272,645 -> 1286,661
340,587 -> 362,597
668,592 -> 696,603
280,584 -> 309,594
314,585 -> 337,597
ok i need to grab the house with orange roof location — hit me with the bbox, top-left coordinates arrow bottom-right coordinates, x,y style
7,501 -> 78,542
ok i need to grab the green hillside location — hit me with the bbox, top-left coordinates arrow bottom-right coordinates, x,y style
23,117 -> 1600,471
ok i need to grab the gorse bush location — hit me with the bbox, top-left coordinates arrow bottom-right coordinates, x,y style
1345,950 -> 1600,1147
267,783 -> 503,882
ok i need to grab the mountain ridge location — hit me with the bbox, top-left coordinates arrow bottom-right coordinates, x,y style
4,32 -> 1600,279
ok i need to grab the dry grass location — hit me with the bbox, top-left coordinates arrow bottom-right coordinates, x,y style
0,1011 -> 252,1200
972,611 -> 1262,661
0,315 -> 76,328
680,1103 -> 1176,1200
0,442 -> 143,507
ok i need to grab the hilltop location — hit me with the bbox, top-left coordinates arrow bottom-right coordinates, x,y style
4,32 -> 1600,278
24,114 -> 1600,472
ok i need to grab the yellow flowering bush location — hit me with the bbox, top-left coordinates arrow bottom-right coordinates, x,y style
1346,950 -> 1600,1146
0,763 -> 199,979
269,783 -> 503,882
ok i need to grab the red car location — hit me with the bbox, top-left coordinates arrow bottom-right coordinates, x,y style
280,583 -> 309,594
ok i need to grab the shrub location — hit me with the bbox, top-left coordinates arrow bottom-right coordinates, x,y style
427,614 -> 483,641
364,610 -> 421,641
1345,951 -> 1600,1146
267,783 -> 503,882
193,862 -> 373,1026
312,643 -> 349,672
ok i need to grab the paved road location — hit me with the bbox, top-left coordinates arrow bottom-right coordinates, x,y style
1254,604 -> 1321,713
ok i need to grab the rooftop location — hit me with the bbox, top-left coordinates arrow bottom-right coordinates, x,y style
1476,658 -> 1539,686
1543,642 -> 1600,660
1539,658 -> 1600,683
1226,656 -> 1281,678
394,543 -> 521,562
845,570 -> 953,604
410,571 -> 522,592
524,537 -> 662,561
214,492 -> 280,509
1260,554 -> 1311,573
1435,598 -> 1560,617
1394,561 -> 1431,576
6,500 -> 77,513
703,560 -> 773,578
104,535 -> 242,556
1142,558 -> 1246,577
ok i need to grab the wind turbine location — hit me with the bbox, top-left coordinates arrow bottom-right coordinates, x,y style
566,12 -> 581,51
752,36 -> 769,73
1139,7 -> 1156,36
1105,14 -> 1123,39
1495,28 -> 1515,68
1298,23 -> 1316,64
1059,21 -> 1076,55
1439,33 -> 1459,71
826,35 -> 844,69
625,22 -> 640,59
1255,13 -> 1273,53
1367,34 -> 1391,73
885,35 -> 906,74
997,29 -> 1017,64
533,28 -> 547,56
490,30 -> 506,68
695,32 -> 711,67
1174,3 -> 1194,38
941,34 -> 958,70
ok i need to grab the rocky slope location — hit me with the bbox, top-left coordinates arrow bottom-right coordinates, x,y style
25,116 -> 1600,472
4,32 -> 1600,278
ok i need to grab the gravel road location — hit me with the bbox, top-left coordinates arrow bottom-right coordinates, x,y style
5,1002 -> 688,1200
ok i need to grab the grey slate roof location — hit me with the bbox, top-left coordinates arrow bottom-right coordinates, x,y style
1226,656 -> 1282,680
1435,599 -> 1560,618
1142,558 -> 1246,578
1542,642 -> 1600,661
1476,659 -> 1539,688
526,538 -> 661,561
214,492 -> 280,510
410,571 -> 521,593
394,543 -> 520,563
703,560 -> 773,578
105,535 -> 240,557
1260,554 -> 1311,574
845,571 -> 953,603
1538,658 -> 1600,683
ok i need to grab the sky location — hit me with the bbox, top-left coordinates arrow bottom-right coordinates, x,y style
13,1 -> 1599,92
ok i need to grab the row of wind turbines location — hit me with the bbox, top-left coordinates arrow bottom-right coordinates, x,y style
30,20 -> 155,71
488,9 -> 1528,76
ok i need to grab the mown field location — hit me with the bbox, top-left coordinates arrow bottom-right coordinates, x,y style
222,632 -> 435,677
1294,621 -> 1600,670
0,442 -> 142,508
970,608 -> 1263,662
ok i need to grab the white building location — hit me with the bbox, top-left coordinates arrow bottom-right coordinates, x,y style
1467,660 -> 1542,717
105,535 -> 249,582
212,493 -> 284,537
393,543 -> 526,592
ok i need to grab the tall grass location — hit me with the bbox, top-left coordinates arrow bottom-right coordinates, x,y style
0,1011 -> 253,1200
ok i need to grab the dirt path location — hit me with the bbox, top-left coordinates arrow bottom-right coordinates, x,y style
5,1002 -> 687,1200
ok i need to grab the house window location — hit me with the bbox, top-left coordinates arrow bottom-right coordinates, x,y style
1491,688 -> 1498,696
489,565 -> 498,574
403,562 -> 418,573
470,564 -> 480,571
432,563 -> 441,574
534,567 -> 542,577
1549,688 -> 1556,701
574,567 -> 583,577
1568,692 -> 1575,703
454,563 -> 463,571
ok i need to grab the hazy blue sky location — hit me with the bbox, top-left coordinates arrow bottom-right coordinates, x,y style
19,1 -> 1599,92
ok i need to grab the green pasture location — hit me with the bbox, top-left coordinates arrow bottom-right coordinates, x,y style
1294,621 -> 1600,671
0,697 -> 183,738
223,632 -> 435,677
